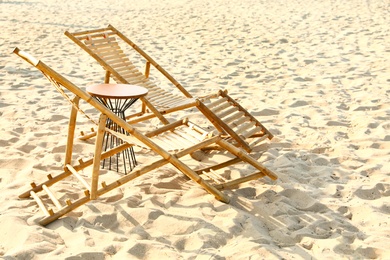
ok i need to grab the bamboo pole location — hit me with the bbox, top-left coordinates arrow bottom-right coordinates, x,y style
90,113 -> 107,200
42,185 -> 62,210
64,96 -> 79,165
30,191 -> 52,217
66,164 -> 91,191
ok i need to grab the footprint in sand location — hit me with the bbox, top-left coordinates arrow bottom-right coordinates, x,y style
354,183 -> 390,200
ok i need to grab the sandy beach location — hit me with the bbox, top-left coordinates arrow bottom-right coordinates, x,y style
1,0 -> 390,259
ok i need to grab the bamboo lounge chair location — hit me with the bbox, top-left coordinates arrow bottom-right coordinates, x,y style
65,24 -> 195,126
65,25 -> 274,153
13,48 -> 278,226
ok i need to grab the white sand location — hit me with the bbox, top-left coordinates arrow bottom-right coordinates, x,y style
1,0 -> 390,259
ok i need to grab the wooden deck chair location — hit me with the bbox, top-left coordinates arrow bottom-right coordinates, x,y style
65,24 -> 197,126
13,48 -> 278,226
65,25 -> 274,152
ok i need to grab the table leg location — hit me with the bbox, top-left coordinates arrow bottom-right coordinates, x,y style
96,97 -> 139,174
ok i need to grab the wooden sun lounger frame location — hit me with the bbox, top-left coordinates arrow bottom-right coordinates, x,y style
14,48 -> 278,226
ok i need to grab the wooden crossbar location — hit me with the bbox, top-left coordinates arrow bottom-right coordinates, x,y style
42,185 -> 62,210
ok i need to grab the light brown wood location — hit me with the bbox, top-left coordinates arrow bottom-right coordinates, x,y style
248,134 -> 269,149
66,164 -> 91,191
90,113 -> 107,200
30,191 -> 51,217
65,96 -> 79,165
215,106 -> 239,119
42,185 -> 62,210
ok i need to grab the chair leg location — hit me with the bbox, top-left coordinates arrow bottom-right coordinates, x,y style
90,113 -> 107,200
64,96 -> 80,165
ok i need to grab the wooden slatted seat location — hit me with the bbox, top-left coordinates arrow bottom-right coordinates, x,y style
14,48 -> 278,226
196,90 -> 273,152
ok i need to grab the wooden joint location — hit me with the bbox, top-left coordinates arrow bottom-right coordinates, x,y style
66,199 -> 72,206
47,174 -> 53,180
48,208 -> 54,216
84,190 -> 90,197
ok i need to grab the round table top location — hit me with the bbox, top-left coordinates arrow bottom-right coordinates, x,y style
86,84 -> 148,99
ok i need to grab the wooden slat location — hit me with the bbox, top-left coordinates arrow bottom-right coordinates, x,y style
228,116 -> 251,128
222,111 -> 245,125
147,92 -> 176,102
30,191 -> 52,216
206,97 -> 228,109
42,185 -> 62,210
174,129 -> 203,144
66,164 -> 91,191
115,68 -> 143,78
71,29 -> 113,38
158,95 -> 189,107
242,125 -> 263,139
86,37 -> 118,46
234,121 -> 256,136
106,60 -> 137,69
153,134 -> 184,150
249,134 -> 269,149
102,55 -> 130,65
215,106 -> 239,119
161,132 -> 189,149
89,45 -> 122,55
211,102 -> 231,114
70,28 -> 114,37
88,44 -> 122,54
146,119 -> 185,137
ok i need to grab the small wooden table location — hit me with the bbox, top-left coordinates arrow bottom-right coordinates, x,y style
86,84 -> 148,174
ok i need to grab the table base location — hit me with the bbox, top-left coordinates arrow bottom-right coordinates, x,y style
96,96 -> 139,174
